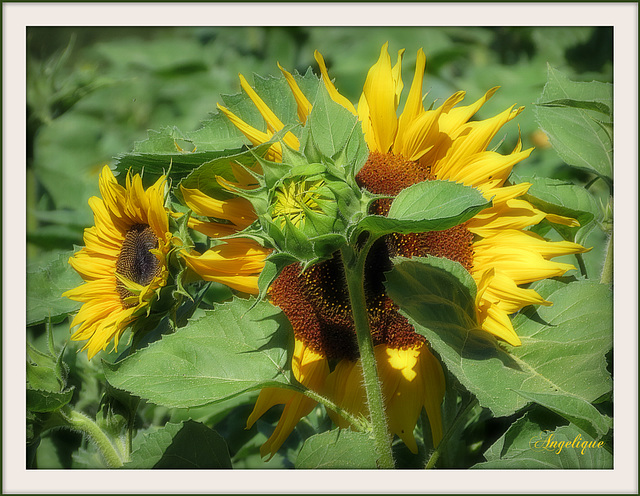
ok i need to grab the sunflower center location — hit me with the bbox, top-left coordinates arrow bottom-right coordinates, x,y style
269,151 -> 476,361
116,224 -> 161,308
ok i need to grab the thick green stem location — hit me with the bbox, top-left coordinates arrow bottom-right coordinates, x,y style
600,233 -> 613,285
61,407 -> 124,468
340,243 -> 395,469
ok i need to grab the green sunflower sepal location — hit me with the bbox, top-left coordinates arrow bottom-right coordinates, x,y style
225,150 -> 365,256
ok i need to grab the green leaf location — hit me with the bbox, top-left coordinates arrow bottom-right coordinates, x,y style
27,328 -> 74,413
515,175 -> 599,244
124,420 -> 232,469
534,66 -> 612,181
27,250 -> 83,326
536,98 -> 611,116
103,298 -> 293,408
512,389 -> 611,438
27,388 -> 74,413
113,148 -> 246,189
354,180 -> 491,239
474,412 -> 612,469
307,83 -> 359,159
296,429 -> 378,469
385,258 -> 612,425
179,142 -> 271,200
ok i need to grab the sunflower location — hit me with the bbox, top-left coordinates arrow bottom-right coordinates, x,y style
63,166 -> 172,359
196,43 -> 588,459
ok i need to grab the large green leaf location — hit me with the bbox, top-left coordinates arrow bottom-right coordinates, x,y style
296,429 -> 378,469
385,257 -> 612,429
124,420 -> 232,468
103,298 -> 293,408
474,412 -> 612,469
27,250 -> 83,326
534,66 -> 612,181
512,389 -> 611,438
354,180 -> 491,239
114,148 -> 246,189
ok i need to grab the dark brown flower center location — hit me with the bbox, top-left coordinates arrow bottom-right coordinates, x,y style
116,224 -> 161,308
270,152 -> 474,361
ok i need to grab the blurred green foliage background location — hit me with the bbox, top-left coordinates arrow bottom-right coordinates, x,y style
26,26 -> 613,469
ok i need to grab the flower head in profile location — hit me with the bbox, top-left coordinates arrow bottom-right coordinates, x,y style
191,43 -> 589,459
63,166 -> 172,359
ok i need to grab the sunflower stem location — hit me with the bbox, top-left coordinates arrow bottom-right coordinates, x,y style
60,407 -> 125,468
340,242 -> 395,469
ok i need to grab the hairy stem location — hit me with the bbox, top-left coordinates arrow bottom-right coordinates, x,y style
60,407 -> 124,468
340,242 -> 395,469
296,385 -> 371,432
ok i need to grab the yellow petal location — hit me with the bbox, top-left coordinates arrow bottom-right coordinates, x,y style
313,50 -> 357,114
324,359 -> 368,429
217,103 -> 283,161
247,339 -> 329,459
438,86 -> 500,137
278,62 -> 312,124
180,186 -> 256,228
180,240 -> 270,294
418,345 -> 446,446
377,345 -> 423,453
361,42 -> 401,153
239,74 -> 300,151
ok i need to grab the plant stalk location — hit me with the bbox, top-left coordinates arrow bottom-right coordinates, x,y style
296,384 -> 371,433
61,407 -> 124,468
340,243 -> 395,469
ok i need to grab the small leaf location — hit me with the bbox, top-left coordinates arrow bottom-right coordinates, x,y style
124,420 -> 232,469
534,66 -> 612,181
354,180 -> 491,239
103,298 -> 293,408
386,258 -> 612,420
256,252 -> 297,302
27,250 -> 83,326
296,429 -> 378,469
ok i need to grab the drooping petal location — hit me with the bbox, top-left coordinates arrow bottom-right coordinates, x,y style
247,340 -> 329,459
181,186 -> 257,229
314,50 -> 357,114
181,240 -> 270,294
